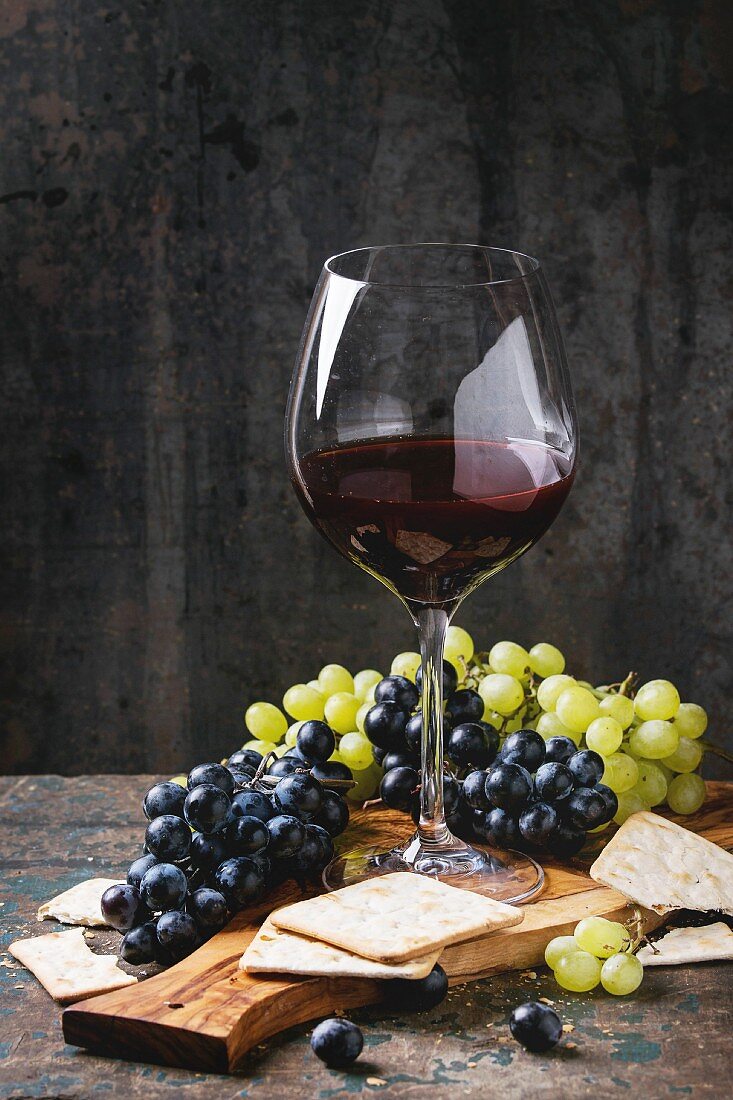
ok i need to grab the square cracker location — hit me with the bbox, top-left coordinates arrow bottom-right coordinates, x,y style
10,927 -> 137,1004
270,872 -> 523,963
240,915 -> 441,979
37,877 -> 123,927
637,922 -> 733,967
590,811 -> 733,915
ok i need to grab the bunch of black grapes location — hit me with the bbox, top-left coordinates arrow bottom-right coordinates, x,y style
364,669 -> 618,858
101,721 -> 350,966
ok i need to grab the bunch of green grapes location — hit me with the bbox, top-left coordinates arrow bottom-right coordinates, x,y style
460,639 -> 710,821
545,917 -> 644,995
238,625 -> 711,815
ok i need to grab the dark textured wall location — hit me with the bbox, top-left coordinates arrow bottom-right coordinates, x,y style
1,1 -> 731,775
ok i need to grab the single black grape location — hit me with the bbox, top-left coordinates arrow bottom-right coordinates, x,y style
480,807 -> 522,849
310,760 -> 353,783
226,814 -> 269,855
374,674 -> 419,711
183,784 -> 231,835
306,822 -> 335,866
190,832 -> 228,873
501,729 -> 546,772
372,746 -> 388,765
127,853 -> 158,890
139,863 -> 188,913
228,748 -> 263,770
415,659 -> 459,698
445,689 -> 483,725
187,762 -> 235,797
547,820 -> 586,858
215,856 -> 266,908
404,712 -> 423,754
310,1018 -> 363,1067
143,781 -> 186,821
463,769 -> 493,810
595,782 -> 619,823
510,1001 -> 563,1052
443,773 -> 461,815
188,887 -> 229,931
381,749 -> 418,772
518,801 -> 560,846
292,825 -> 331,875
388,963 -> 448,1011
231,788 -> 274,823
568,749 -> 605,788
274,774 -> 324,821
534,761 -> 574,803
120,920 -> 160,965
156,910 -> 199,959
314,790 -> 350,837
228,763 -> 256,787
267,756 -> 303,778
364,702 -> 409,750
380,766 -> 419,812
101,884 -> 147,932
266,814 -> 306,858
297,720 -> 336,763
485,763 -> 533,812
447,721 -> 499,769
544,735 -> 577,765
564,786 -> 607,830
145,814 -> 192,861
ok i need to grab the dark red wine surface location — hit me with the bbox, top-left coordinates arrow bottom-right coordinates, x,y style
295,438 -> 574,605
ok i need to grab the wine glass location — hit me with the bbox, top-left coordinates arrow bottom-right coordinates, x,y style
285,244 -> 577,901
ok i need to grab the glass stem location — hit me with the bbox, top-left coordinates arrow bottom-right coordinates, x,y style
415,606 -> 450,848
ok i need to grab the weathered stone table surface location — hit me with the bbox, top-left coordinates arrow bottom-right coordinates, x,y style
1,776 -> 731,1099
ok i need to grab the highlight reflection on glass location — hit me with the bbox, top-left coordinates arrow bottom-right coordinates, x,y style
286,244 -> 577,900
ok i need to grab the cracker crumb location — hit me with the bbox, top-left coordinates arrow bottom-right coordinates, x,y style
539,996 -> 555,1005
520,970 -> 537,979
367,1078 -> 387,1087
467,1061 -> 477,1068
565,1041 -> 577,1049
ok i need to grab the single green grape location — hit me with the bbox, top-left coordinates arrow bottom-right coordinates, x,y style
634,679 -> 680,722
307,679 -> 322,692
673,702 -> 708,740
599,693 -> 635,729
444,625 -> 474,665
613,790 -> 648,824
528,642 -> 565,678
666,772 -> 706,814
555,685 -> 600,733
574,917 -> 629,958
633,760 -> 668,806
602,752 -> 639,794
544,935 -> 581,970
282,683 -> 325,722
629,720 -> 679,760
600,952 -> 643,995
353,669 -> 383,701
170,774 -> 187,788
318,664 -> 354,697
273,743 -> 290,757
504,712 -> 529,734
356,701 -> 371,734
324,691 -> 361,735
536,711 -> 580,744
478,673 -> 525,716
554,950 -> 602,992
243,738 -> 278,757
390,652 -> 421,682
329,748 -> 346,765
346,762 -> 382,802
586,716 -> 623,756
536,674 -> 576,712
339,731 -> 375,771
657,760 -> 675,783
489,640 -> 529,678
245,702 -> 288,742
662,736 -> 703,774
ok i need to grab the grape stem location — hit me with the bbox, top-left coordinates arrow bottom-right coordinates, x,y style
702,740 -> 733,766
596,671 -> 638,697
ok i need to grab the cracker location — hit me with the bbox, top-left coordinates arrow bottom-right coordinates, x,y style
270,872 -> 523,963
589,811 -> 733,915
240,915 -> 441,979
37,877 -> 123,927
10,927 -> 137,1004
637,923 -> 733,966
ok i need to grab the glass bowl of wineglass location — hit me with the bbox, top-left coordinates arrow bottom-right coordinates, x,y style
285,243 -> 577,901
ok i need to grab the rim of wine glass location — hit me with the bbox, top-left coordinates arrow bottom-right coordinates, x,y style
324,242 -> 542,289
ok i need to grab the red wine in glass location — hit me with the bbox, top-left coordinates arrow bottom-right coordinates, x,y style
296,437 -> 574,605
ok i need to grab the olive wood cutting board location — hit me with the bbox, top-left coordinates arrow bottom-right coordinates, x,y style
63,781 -> 733,1073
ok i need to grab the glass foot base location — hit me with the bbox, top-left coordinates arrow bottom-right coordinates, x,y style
323,834 -> 544,904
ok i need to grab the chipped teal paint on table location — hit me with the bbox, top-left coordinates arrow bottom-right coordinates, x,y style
1,777 -> 731,1099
